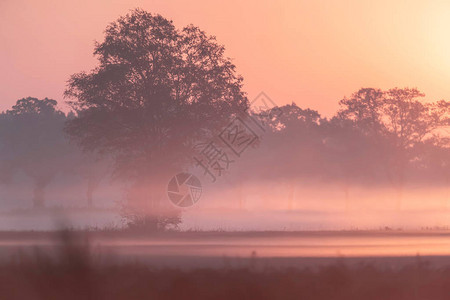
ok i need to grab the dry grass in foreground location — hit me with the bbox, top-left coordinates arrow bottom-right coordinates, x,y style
1,231 -> 450,300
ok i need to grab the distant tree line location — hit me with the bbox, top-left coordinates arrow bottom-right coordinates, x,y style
0,97 -> 109,208
240,88 -> 449,209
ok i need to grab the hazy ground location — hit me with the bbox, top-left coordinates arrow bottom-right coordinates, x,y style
2,205 -> 450,231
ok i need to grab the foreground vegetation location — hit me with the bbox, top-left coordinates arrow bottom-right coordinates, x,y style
3,255 -> 450,299
1,231 -> 450,300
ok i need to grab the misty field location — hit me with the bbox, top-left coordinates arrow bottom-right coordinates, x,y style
1,2 -> 449,299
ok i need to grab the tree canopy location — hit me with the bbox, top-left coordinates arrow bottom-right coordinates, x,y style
65,9 -> 248,182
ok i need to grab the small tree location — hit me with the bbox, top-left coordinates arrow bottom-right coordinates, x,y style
0,97 -> 69,208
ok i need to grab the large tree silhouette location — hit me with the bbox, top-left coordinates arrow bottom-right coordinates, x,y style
65,9 -> 248,229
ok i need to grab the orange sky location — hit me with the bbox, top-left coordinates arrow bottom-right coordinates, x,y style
1,0 -> 450,116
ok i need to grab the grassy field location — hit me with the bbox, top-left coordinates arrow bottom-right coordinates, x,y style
1,230 -> 450,299
2,250 -> 450,299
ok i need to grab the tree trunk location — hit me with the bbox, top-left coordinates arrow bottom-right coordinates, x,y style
237,181 -> 244,210
33,182 -> 46,208
31,175 -> 54,209
86,175 -> 102,207
445,175 -> 449,210
394,170 -> 405,211
287,181 -> 295,211
391,148 -> 407,211
344,186 -> 350,211
342,179 -> 350,211
87,193 -> 93,208
86,183 -> 94,208
125,173 -> 180,232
